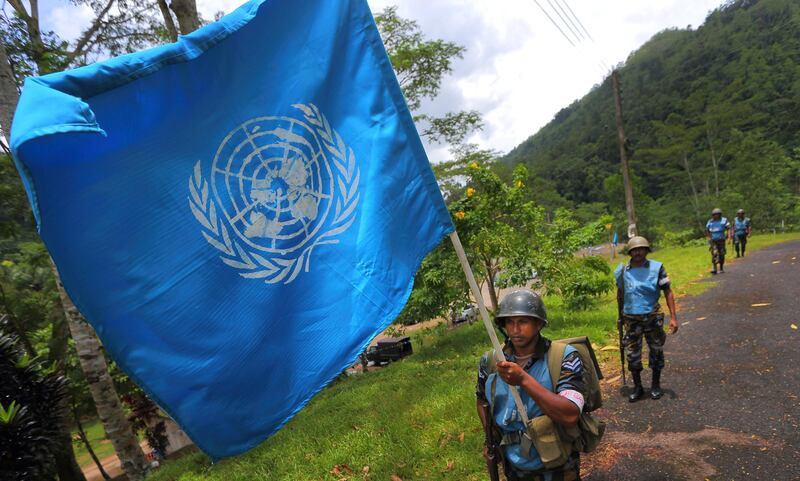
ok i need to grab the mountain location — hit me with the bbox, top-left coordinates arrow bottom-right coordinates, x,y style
503,0 -> 800,239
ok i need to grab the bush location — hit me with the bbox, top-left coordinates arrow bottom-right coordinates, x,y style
557,256 -> 615,311
0,333 -> 69,481
656,228 -> 698,248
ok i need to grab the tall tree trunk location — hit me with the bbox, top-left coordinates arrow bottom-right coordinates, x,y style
0,42 -> 19,143
48,312 -> 71,372
53,426 -> 89,481
157,0 -> 179,42
4,6 -> 163,481
50,316 -> 89,481
706,128 -> 720,198
2,43 -> 139,480
54,269 -> 149,481
169,0 -> 201,35
1,42 -> 90,481
74,407 -> 111,480
484,262 -> 499,313
7,0 -> 50,75
682,154 -> 703,231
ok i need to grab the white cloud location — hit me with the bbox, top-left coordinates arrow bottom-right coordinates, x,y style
45,1 -> 95,42
39,0 -> 725,163
364,0 -> 723,162
196,0 -> 245,19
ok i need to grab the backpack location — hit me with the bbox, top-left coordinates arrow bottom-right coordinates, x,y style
546,337 -> 606,453
485,336 -> 606,456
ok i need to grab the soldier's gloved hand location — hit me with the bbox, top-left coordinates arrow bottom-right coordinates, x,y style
496,361 -> 528,386
668,317 -> 679,334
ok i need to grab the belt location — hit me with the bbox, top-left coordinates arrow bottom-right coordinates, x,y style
501,430 -> 525,446
501,431 -> 580,481
622,312 -> 662,322
506,467 -> 579,481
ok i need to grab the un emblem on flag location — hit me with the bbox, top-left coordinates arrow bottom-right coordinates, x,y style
189,104 -> 360,284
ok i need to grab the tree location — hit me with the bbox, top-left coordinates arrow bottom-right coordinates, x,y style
0,1 -> 183,478
169,0 -> 201,35
722,130 -> 793,228
54,273 -> 149,480
0,330 -> 70,481
529,209 -> 614,310
401,148 -> 613,323
450,154 -> 545,312
375,6 -> 482,147
503,0 -> 800,238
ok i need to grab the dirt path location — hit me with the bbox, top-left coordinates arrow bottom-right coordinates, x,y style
584,240 -> 800,480
82,441 -> 151,481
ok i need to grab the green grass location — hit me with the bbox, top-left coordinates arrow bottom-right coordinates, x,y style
73,418 -> 118,467
146,233 -> 799,481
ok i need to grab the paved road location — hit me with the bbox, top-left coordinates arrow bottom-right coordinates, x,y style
585,240 -> 800,481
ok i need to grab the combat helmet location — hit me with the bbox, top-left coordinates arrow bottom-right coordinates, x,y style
711,207 -> 722,215
495,289 -> 547,327
626,236 -> 650,253
737,208 -> 745,215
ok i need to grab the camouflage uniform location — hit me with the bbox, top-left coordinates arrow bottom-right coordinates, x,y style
709,239 -> 726,266
706,214 -> 730,272
733,216 -> 751,257
621,309 -> 666,371
616,262 -> 670,372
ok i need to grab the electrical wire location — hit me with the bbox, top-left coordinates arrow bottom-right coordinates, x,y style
546,0 -> 582,43
561,0 -> 595,43
552,0 -> 585,42
532,0 -> 576,47
555,0 -> 612,72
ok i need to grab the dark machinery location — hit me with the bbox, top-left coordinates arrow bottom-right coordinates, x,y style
365,336 -> 412,365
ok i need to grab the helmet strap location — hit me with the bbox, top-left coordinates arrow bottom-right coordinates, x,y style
498,326 -> 509,344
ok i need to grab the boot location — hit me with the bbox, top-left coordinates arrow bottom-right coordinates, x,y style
719,261 -> 725,273
628,370 -> 644,402
650,369 -> 663,400
711,263 -> 717,275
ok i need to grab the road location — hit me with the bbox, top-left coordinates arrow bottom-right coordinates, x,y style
584,240 -> 800,481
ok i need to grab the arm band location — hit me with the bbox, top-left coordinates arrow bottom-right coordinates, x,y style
559,389 -> 585,412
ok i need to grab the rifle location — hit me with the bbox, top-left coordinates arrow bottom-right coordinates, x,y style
617,267 -> 627,386
617,318 -> 626,386
479,401 -> 501,481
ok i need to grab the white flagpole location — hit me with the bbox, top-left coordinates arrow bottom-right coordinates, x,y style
449,231 -> 531,426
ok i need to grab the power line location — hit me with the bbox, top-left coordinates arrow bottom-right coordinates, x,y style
532,0 -> 610,76
561,0 -> 595,43
548,0 -> 584,42
532,0 -> 576,47
556,0 -> 612,72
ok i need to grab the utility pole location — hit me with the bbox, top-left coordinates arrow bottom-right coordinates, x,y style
611,70 -> 637,238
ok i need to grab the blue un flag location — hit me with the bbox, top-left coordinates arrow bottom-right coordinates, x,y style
10,0 -> 453,458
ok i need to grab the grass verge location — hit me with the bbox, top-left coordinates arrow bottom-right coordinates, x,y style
143,233 -> 799,480
73,418 -> 118,467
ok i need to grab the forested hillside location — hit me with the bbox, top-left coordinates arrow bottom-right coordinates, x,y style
503,0 -> 800,241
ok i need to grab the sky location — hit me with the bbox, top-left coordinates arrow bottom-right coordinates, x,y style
37,0 -> 725,162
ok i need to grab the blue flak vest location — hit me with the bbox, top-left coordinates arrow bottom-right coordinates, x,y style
615,260 -> 662,315
486,345 -> 577,471
734,217 -> 750,236
706,217 -> 729,240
